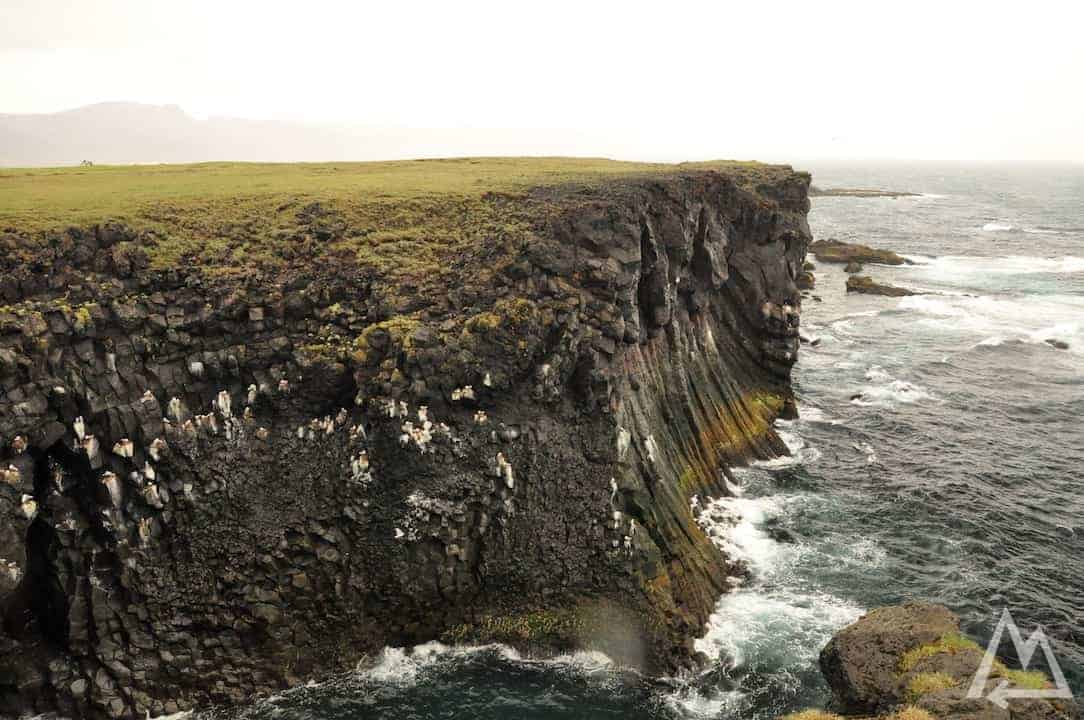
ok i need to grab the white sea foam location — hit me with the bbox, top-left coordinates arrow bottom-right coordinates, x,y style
981,222 -> 1013,232
662,685 -> 745,718
669,490 -> 865,718
796,406 -> 839,424
753,423 -> 822,468
357,641 -> 526,684
852,365 -> 935,407
351,637 -> 620,692
897,290 -> 1084,353
909,254 -> 1084,277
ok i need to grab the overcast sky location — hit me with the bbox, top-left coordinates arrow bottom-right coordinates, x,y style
2,0 -> 1082,163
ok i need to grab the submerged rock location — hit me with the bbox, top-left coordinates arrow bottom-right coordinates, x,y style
1045,338 -> 1070,350
844,260 -> 864,274
846,275 -> 917,297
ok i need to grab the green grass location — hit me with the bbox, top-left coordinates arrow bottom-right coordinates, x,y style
905,672 -> 958,700
899,632 -> 982,672
887,706 -> 936,720
778,711 -> 844,720
0,157 -> 780,280
0,157 -> 767,229
1004,669 -> 1052,690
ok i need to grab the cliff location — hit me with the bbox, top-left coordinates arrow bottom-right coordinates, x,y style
0,158 -> 811,718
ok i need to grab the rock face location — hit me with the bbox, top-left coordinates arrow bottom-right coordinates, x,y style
846,275 -> 917,297
811,239 -> 910,266
0,167 -> 812,718
820,603 -> 1079,720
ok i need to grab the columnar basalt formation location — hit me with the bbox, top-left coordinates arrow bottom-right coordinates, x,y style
0,163 -> 811,718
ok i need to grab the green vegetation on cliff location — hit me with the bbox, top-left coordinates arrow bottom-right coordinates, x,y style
0,157 -> 787,278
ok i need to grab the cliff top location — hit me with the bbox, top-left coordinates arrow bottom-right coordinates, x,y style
0,158 -> 799,276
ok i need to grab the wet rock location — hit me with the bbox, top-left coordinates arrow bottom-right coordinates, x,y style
1045,339 -> 1070,350
844,260 -> 864,273
811,238 -> 911,266
846,275 -> 917,297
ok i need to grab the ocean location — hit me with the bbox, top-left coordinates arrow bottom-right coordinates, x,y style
205,163 -> 1084,720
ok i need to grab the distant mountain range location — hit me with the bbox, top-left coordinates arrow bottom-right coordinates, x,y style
0,102 -> 602,167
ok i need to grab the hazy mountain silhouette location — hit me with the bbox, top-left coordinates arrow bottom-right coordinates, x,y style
0,102 -> 603,167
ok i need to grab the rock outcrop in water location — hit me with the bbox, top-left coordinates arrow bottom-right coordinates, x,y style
811,239 -> 910,266
846,275 -> 917,297
816,603 -> 1079,720
0,164 -> 811,718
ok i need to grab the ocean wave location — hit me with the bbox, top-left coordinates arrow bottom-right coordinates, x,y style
898,291 -> 1084,352
981,222 -> 1014,232
693,590 -> 863,673
851,365 -> 935,407
795,406 -> 840,424
908,254 -> 1084,276
353,641 -> 617,687
1023,225 -> 1084,235
753,425 -> 822,468
671,492 -> 865,718
661,685 -> 746,718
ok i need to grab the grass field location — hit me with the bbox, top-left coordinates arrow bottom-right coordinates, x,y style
0,157 -> 774,277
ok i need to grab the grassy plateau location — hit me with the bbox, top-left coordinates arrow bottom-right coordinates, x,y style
0,157 -> 779,280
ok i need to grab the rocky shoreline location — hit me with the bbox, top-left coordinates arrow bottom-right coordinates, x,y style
0,162 -> 812,718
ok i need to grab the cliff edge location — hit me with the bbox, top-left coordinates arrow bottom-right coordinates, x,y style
0,158 -> 811,718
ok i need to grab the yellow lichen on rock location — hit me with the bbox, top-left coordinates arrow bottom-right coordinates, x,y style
905,672 -> 957,700
886,705 -> 936,720
899,633 -> 981,672
779,710 -> 845,720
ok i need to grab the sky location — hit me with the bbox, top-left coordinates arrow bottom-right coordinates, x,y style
2,0 -> 1083,164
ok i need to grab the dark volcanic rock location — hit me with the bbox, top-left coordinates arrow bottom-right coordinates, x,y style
846,275 -> 917,297
821,602 -> 960,713
0,167 -> 813,719
820,603 -> 1080,720
811,238 -> 910,266
1045,338 -> 1070,350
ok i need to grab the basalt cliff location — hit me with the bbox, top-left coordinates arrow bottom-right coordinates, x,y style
0,160 -> 811,718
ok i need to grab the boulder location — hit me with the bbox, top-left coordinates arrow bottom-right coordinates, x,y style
819,601 -> 960,713
811,239 -> 910,266
820,603 -> 1080,720
846,275 -> 917,297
